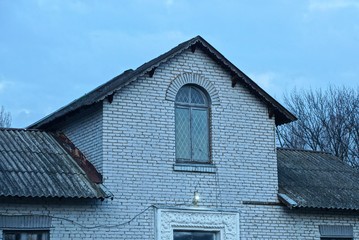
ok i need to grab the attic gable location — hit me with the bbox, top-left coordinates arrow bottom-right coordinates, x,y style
28,36 -> 296,129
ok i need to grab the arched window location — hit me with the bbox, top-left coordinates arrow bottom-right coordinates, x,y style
175,85 -> 210,163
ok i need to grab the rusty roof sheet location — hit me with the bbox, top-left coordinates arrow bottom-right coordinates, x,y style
28,36 -> 296,129
0,128 -> 112,199
278,148 -> 359,210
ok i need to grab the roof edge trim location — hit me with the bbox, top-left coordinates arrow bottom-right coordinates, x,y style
277,193 -> 298,209
51,132 -> 103,184
28,35 -> 296,129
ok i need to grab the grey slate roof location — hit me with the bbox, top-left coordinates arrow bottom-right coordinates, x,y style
0,128 -> 111,199
28,36 -> 296,129
278,148 -> 359,210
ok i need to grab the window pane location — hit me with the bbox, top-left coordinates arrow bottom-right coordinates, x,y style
29,233 -> 37,240
3,231 -> 49,240
192,109 -> 209,162
41,233 -> 49,240
176,86 -> 190,103
176,107 -> 191,160
174,231 -> 216,240
174,231 -> 192,240
321,238 -> 353,240
4,233 -> 15,240
190,87 -> 205,105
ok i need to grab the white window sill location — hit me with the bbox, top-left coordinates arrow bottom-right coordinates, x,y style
173,163 -> 217,173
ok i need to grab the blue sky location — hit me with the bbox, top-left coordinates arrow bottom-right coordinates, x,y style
1,0 -> 358,127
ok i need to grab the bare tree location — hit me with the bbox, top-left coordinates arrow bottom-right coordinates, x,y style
277,86 -> 359,167
0,106 -> 11,128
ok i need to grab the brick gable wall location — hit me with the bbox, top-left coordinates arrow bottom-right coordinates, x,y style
58,102 -> 104,172
1,47 -> 358,239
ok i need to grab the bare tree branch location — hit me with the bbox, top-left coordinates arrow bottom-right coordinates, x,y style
277,86 -> 359,167
0,106 -> 11,128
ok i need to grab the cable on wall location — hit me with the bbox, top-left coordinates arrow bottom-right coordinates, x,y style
0,205 -> 155,229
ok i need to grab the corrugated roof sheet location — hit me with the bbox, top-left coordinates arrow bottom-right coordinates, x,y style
0,128 -> 111,199
278,148 -> 359,210
28,36 -> 296,129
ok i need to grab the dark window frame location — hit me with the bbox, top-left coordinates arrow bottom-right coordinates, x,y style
319,225 -> 353,240
175,85 -> 211,164
3,230 -> 50,240
173,230 -> 219,240
320,238 -> 353,240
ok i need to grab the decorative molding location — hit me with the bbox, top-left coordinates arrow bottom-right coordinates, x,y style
165,73 -> 220,105
156,208 -> 239,240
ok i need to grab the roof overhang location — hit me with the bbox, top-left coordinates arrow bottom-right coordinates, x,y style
28,36 -> 296,129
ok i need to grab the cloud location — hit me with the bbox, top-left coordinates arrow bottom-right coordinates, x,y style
0,82 -> 5,92
249,72 -> 277,90
248,71 -> 285,99
88,30 -> 188,60
0,77 -> 14,93
164,0 -> 175,7
35,0 -> 61,11
18,109 -> 31,115
35,0 -> 90,14
308,0 -> 359,11
248,71 -> 318,102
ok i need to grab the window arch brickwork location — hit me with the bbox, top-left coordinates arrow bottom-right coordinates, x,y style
166,73 -> 220,105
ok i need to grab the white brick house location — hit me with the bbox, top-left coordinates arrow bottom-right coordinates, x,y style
1,36 -> 359,239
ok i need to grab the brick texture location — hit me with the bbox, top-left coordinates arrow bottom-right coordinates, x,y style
0,48 -> 357,240
58,102 -> 104,172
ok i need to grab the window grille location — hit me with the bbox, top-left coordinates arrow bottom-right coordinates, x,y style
175,85 -> 210,163
319,225 -> 353,240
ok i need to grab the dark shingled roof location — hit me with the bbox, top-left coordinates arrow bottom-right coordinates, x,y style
28,35 -> 296,129
278,148 -> 359,210
0,128 -> 112,199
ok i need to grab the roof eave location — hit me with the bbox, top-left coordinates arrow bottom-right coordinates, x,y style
28,35 -> 296,129
193,37 -> 297,125
0,193 -> 112,200
278,193 -> 359,211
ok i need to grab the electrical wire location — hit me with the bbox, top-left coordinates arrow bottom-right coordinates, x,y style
0,205 -> 155,229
